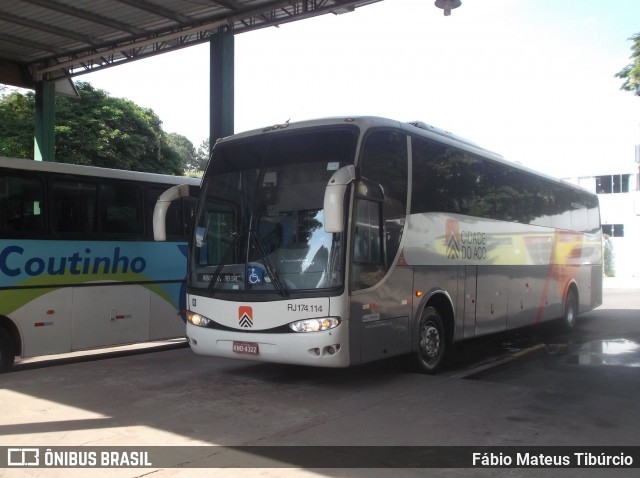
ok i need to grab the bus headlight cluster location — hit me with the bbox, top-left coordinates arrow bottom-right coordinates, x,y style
289,317 -> 341,333
187,311 -> 212,327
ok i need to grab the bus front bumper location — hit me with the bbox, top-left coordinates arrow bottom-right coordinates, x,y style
186,322 -> 350,368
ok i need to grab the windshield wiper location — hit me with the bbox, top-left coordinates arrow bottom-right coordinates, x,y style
250,231 -> 288,298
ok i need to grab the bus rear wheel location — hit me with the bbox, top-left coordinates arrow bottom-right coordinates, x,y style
561,288 -> 578,331
0,328 -> 16,371
413,307 -> 447,374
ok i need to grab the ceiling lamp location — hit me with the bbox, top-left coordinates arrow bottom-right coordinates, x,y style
435,0 -> 462,16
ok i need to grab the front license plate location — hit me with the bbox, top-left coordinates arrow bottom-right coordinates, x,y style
232,341 -> 259,355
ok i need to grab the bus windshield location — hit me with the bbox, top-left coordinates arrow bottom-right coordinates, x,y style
190,127 -> 358,295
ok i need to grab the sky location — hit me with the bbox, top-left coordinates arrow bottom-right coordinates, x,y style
82,0 -> 639,179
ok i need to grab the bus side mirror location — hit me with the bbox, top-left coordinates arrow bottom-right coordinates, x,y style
153,184 -> 199,241
324,165 -> 357,233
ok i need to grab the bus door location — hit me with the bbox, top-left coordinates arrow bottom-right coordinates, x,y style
349,129 -> 411,364
349,188 -> 412,363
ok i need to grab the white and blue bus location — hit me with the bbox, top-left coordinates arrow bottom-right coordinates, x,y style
0,157 -> 199,370
154,117 -> 602,373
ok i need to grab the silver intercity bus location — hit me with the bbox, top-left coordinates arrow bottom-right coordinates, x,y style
154,116 -> 602,373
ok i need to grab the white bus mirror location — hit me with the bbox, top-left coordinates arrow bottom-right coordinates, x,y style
324,165 -> 356,233
153,183 -> 198,241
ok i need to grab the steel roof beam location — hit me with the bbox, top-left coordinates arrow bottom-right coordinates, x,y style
23,0 -> 146,35
215,1 -> 244,12
114,0 -> 194,24
32,0 -> 380,80
0,31 -> 64,56
0,11 -> 100,46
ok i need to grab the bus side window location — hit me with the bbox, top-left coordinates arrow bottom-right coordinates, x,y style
352,197 -> 385,290
99,183 -> 142,235
359,130 -> 408,271
0,176 -> 44,234
52,180 -> 97,234
412,138 -> 454,215
353,199 -> 383,264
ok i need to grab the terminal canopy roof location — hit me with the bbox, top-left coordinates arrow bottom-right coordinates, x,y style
0,0 -> 380,89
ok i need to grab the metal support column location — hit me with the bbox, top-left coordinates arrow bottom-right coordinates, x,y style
34,80 -> 56,161
210,30 -> 235,144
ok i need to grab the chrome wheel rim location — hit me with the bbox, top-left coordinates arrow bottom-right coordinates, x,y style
420,322 -> 440,359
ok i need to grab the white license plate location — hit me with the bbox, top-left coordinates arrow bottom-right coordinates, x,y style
232,341 -> 259,355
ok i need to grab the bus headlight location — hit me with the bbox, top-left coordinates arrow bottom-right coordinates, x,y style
187,311 -> 212,327
289,317 -> 341,333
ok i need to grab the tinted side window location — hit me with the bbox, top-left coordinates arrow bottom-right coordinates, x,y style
99,183 -> 142,235
353,198 -> 383,265
411,136 -> 599,232
359,130 -> 408,267
487,168 -> 549,225
411,138 -> 457,214
551,185 -> 572,230
586,193 -> 601,232
352,196 -> 385,290
412,138 -> 486,217
0,175 -> 44,234
52,180 -> 97,234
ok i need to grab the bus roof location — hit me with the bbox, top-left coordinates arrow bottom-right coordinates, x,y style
0,156 -> 200,186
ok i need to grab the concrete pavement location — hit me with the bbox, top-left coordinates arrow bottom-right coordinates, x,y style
1,280 -> 639,477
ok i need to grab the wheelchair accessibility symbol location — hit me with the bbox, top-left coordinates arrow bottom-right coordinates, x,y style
248,266 -> 263,285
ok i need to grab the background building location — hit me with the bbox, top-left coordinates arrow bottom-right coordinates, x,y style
564,156 -> 640,278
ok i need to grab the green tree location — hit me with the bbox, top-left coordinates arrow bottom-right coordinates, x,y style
165,132 -> 197,171
0,81 -> 185,175
0,90 -> 35,158
55,82 -> 183,174
616,32 -> 640,96
195,138 -> 211,172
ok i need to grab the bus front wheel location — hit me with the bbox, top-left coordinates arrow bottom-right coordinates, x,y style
0,328 -> 16,371
413,307 -> 447,374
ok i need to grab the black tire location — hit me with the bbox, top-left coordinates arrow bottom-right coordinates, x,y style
0,327 -> 16,371
561,288 -> 578,331
412,307 -> 447,374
